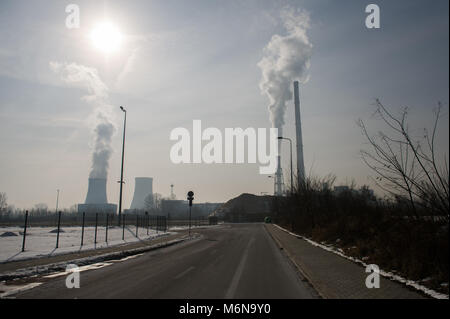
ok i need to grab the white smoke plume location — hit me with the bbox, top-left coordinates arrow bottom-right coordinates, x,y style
258,8 -> 313,136
50,62 -> 116,179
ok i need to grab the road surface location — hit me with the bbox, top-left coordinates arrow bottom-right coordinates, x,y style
11,223 -> 318,299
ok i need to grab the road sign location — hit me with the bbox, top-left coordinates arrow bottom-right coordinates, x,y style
187,191 -> 194,237
187,191 -> 194,206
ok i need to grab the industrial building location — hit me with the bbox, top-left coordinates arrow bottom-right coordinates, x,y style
161,200 -> 222,219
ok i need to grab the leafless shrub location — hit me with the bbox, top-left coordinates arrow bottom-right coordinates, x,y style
358,100 -> 449,222
0,192 -> 7,217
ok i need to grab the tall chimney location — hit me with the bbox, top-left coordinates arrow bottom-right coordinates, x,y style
85,178 -> 108,204
130,177 -> 153,210
294,81 -> 305,188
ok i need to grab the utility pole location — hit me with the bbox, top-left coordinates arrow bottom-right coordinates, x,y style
170,184 -> 176,200
278,137 -> 294,195
268,176 -> 275,195
55,189 -> 60,213
118,106 -> 127,226
187,191 -> 194,238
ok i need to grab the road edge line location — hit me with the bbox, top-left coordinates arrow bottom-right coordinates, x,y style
264,224 -> 328,299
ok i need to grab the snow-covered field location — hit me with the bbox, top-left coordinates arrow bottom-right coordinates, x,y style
0,226 -> 169,263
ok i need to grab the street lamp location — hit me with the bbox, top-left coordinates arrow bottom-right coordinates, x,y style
278,136 -> 294,195
118,106 -> 127,226
55,189 -> 60,214
267,175 -> 275,195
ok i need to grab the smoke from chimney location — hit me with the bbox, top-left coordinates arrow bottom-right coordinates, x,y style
258,8 -> 312,137
50,62 -> 116,180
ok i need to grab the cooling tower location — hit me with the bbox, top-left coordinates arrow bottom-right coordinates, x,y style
78,178 -> 117,214
130,177 -> 153,210
85,178 -> 108,204
294,81 -> 305,187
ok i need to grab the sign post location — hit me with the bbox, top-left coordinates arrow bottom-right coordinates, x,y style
187,191 -> 194,238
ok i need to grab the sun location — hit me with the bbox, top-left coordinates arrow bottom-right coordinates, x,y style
90,22 -> 123,54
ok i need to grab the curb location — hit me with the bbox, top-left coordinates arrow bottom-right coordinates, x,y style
271,224 -> 448,299
264,224 -> 328,299
0,234 -> 201,282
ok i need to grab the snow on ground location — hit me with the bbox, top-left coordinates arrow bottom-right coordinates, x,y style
274,224 -> 449,300
0,226 -> 170,263
167,224 -> 223,231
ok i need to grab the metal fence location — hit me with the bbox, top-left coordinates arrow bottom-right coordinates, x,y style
0,211 -> 168,253
0,211 -> 220,254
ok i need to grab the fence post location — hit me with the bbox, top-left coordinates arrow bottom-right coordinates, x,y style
156,216 -> 159,234
56,211 -> 62,249
189,206 -> 192,238
122,214 -> 125,240
105,214 -> 109,242
136,215 -> 139,238
81,212 -> 85,247
21,210 -> 28,252
94,213 -> 98,244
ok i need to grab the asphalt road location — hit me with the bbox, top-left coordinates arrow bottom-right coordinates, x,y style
12,223 -> 318,299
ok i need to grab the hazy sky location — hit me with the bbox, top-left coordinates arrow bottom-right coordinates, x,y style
0,0 -> 448,209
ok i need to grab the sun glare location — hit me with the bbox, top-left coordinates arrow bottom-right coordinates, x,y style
90,22 -> 123,54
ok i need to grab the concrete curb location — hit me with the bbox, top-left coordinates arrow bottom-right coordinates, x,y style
264,224 -> 328,299
0,234 -> 201,282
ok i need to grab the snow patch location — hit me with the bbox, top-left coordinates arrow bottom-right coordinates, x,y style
0,226 -> 170,263
273,224 -> 449,300
1,232 -> 18,237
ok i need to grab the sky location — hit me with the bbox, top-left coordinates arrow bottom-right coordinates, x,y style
0,0 -> 448,210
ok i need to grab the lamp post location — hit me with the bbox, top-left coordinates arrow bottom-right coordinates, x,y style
278,137 -> 294,195
55,189 -> 60,214
118,106 -> 127,226
267,175 -> 275,195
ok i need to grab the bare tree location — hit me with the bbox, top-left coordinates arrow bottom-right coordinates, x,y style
153,193 -> 162,210
0,192 -> 7,218
359,99 -> 449,221
144,194 -> 154,211
34,203 -> 49,212
144,193 -> 162,211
